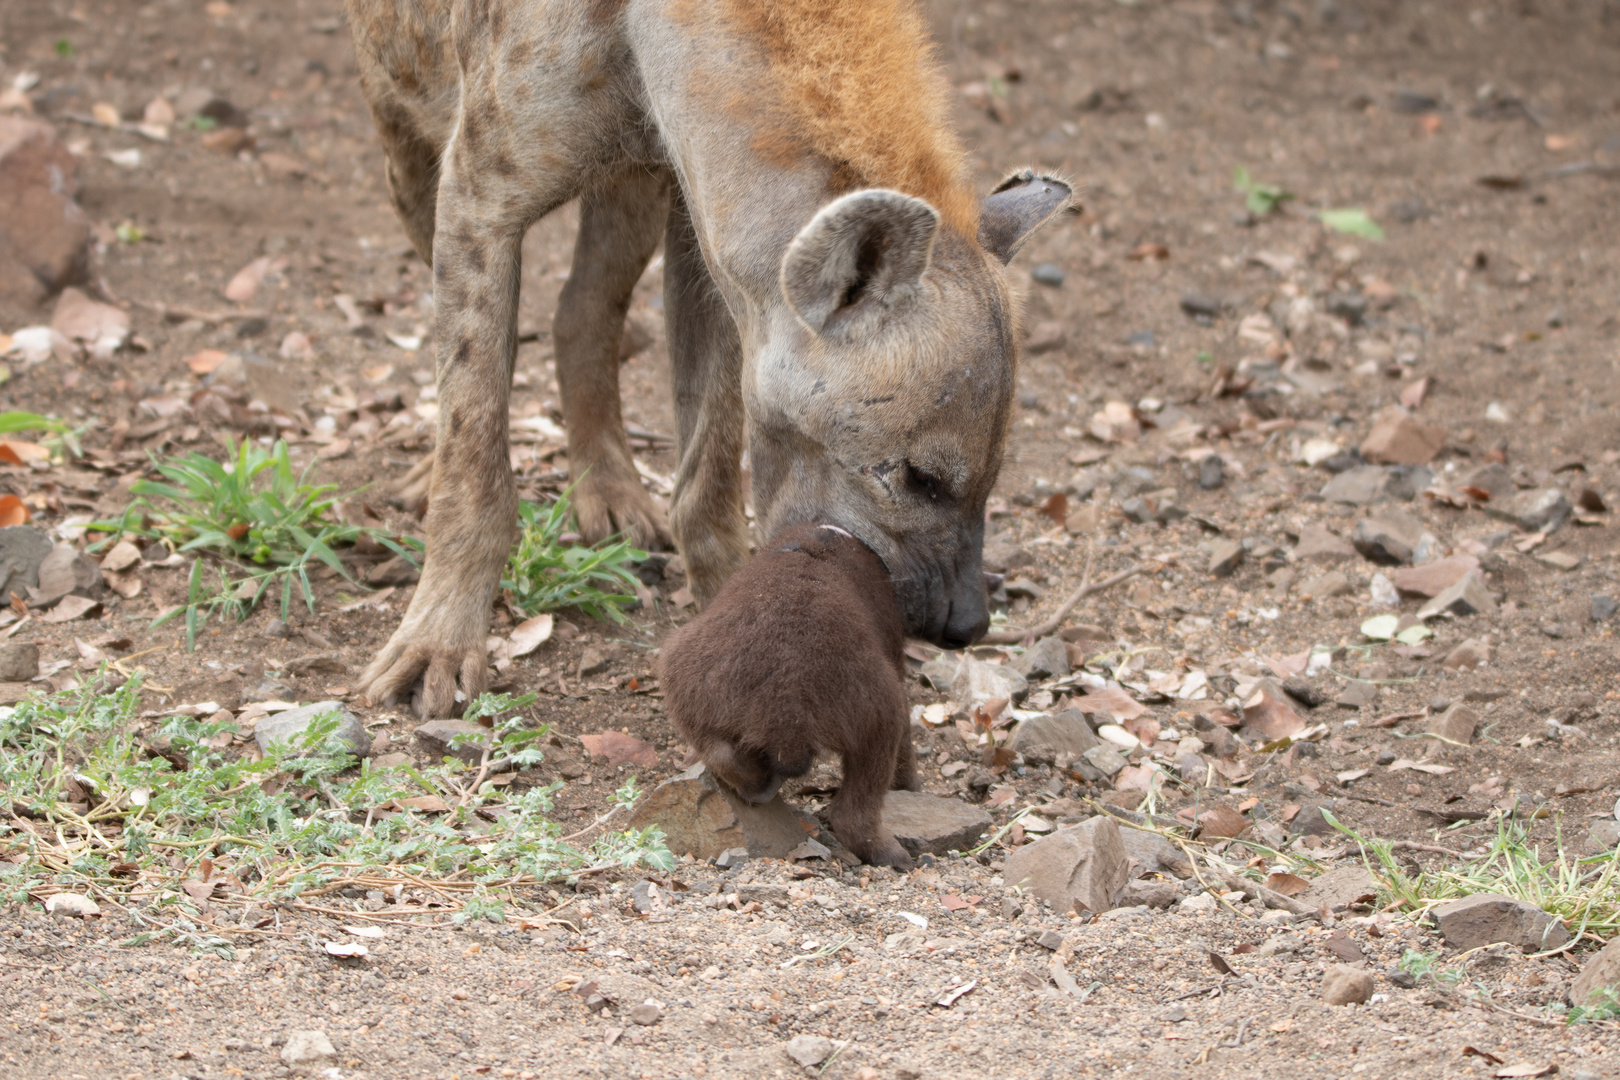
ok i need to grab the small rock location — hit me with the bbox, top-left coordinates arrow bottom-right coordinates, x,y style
627,764 -> 808,860
577,644 -> 620,679
1351,512 -> 1432,565
784,1034 -> 835,1067
1360,406 -> 1445,466
1321,965 -> 1375,1006
1432,893 -> 1570,952
0,642 -> 39,681
1024,321 -> 1067,355
1462,462 -> 1514,500
1012,636 -> 1070,680
244,676 -> 297,703
629,881 -> 662,914
365,555 -> 420,586
0,525 -> 54,599
981,536 -> 1036,574
1335,679 -> 1379,709
1299,866 -> 1378,911
1080,742 -> 1129,778
1034,929 -> 1065,951
1207,539 -> 1244,577
917,657 -> 958,691
883,791 -> 992,856
1570,938 -> 1620,1011
950,655 -> 1028,707
629,1000 -> 662,1026
1179,892 -> 1219,915
257,702 -> 370,758
715,847 -> 749,869
1387,965 -> 1418,989
1002,815 -> 1132,915
1241,685 -> 1306,741
1198,455 -> 1224,490
1289,803 -> 1338,838
1298,570 -> 1352,599
280,1030 -> 336,1069
1440,637 -> 1490,670
1004,577 -> 1043,600
1488,488 -> 1572,533
45,893 -> 99,918
1582,820 -> 1620,857
1320,466 -> 1386,506
1416,571 -> 1496,620
1426,703 -> 1479,744
1281,678 -> 1326,708
1031,263 -> 1065,287
1179,292 -> 1227,318
1010,708 -> 1100,765
1118,879 -> 1181,909
1391,555 -> 1480,597
1593,595 -> 1619,623
1324,291 -> 1368,326
1294,524 -> 1356,565
1177,754 -> 1209,785
413,719 -> 491,765
1116,824 -> 1189,878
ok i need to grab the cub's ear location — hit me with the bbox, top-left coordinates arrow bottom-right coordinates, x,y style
780,189 -> 940,338
978,170 -> 1073,264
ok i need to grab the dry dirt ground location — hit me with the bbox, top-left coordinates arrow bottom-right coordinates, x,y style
2,0 -> 1620,1077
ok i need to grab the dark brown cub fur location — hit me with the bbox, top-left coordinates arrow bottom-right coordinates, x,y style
658,523 -> 919,868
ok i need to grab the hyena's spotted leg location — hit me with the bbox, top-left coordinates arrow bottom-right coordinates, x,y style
554,171 -> 673,550
360,116 -> 571,720
664,193 -> 749,604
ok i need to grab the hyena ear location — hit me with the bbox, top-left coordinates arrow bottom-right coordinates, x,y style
978,170 -> 1073,264
780,189 -> 940,338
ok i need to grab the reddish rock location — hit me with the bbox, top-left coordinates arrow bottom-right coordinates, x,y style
1359,405 -> 1446,466
1440,638 -> 1491,670
1426,703 -> 1479,744
0,117 -> 90,306
1391,554 -> 1480,597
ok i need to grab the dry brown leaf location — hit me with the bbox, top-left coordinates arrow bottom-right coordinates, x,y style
0,441 -> 48,466
1195,805 -> 1248,839
0,495 -> 30,526
1264,872 -> 1310,896
224,257 -> 271,303
185,348 -> 229,375
40,596 -> 100,623
1077,686 -> 1145,721
1241,688 -> 1305,740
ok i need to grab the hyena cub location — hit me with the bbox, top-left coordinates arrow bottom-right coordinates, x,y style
658,523 -> 919,869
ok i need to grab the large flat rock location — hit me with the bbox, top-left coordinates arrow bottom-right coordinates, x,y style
1003,815 -> 1131,916
882,790 -> 992,856
628,764 -> 808,861
1433,892 -> 1569,953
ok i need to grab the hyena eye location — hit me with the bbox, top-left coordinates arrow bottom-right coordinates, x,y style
905,462 -> 944,501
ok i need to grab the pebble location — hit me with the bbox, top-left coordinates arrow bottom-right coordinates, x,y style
1591,594 -> 1618,622
1433,893 -> 1569,952
1570,938 -> 1620,1012
1179,892 -> 1218,914
784,1034 -> 835,1067
45,893 -> 99,918
258,701 -> 371,758
1011,636 -> 1070,680
1335,679 -> 1378,709
280,1030 -> 336,1068
1207,539 -> 1243,577
1351,511 -> 1431,565
1416,571 -> 1496,620
1321,964 -> 1374,1006
628,764 -> 807,860
1003,815 -> 1132,915
1487,488 -> 1571,533
1359,406 -> 1444,465
883,791 -> 993,856
1198,455 -> 1224,489
629,1000 -> 663,1026
0,641 -> 39,681
1294,524 -> 1356,565
412,719 -> 488,765
1030,263 -> 1065,287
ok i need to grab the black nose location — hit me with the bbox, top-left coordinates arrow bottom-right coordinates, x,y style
939,599 -> 988,649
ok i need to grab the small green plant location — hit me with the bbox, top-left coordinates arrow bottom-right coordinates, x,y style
184,115 -> 218,132
114,221 -> 146,244
502,489 -> 647,623
54,39 -> 74,57
0,682 -> 673,955
1317,207 -> 1385,240
1233,166 -> 1292,216
1399,948 -> 1464,989
1569,986 -> 1620,1025
90,438 -> 417,648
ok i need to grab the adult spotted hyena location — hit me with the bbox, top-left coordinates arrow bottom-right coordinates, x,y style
346,0 -> 1071,716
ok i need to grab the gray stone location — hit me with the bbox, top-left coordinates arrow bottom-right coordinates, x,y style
412,719 -> 488,765
1583,820 -> 1620,856
1321,965 -> 1374,1006
1299,866 -> 1378,911
1488,488 -> 1572,533
256,701 -> 370,758
1113,466 -> 1158,498
784,1034 -> 836,1067
1010,708 -> 1099,765
1417,571 -> 1496,620
1289,803 -> 1338,838
1426,703 -> 1479,745
577,644 -> 619,679
1320,467 -> 1386,506
950,655 -> 1027,707
1033,929 -> 1065,950
1198,455 -> 1224,490
1324,291 -> 1367,325
1299,570 -> 1352,599
1335,679 -> 1379,709
917,658 -> 958,691
1381,465 -> 1434,502
1177,754 -> 1209,784
1012,636 -> 1070,680
1118,879 -> 1181,909
32,542 -> 103,604
0,642 -> 38,681
1281,678 -> 1327,709
1080,742 -> 1129,778
0,116 -> 91,306
244,676 -> 297,703
1294,524 -> 1356,565
981,536 -> 1035,574
1119,496 -> 1154,524
629,1001 -> 662,1026
627,764 -> 808,860
715,846 -> 750,869
882,790 -> 992,856
1208,539 -> 1243,577
1031,263 -> 1064,287
1351,512 -> 1431,565
1432,893 -> 1570,952
1003,815 -> 1132,915
280,1030 -> 336,1069
1570,938 -> 1620,1011
1116,823 -> 1190,878
1592,595 -> 1619,623
630,880 -> 662,914
0,526 -> 53,600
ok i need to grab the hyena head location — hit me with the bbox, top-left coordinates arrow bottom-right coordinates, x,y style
749,171 -> 1072,648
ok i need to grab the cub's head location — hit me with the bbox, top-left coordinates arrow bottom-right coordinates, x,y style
749,171 -> 1071,647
